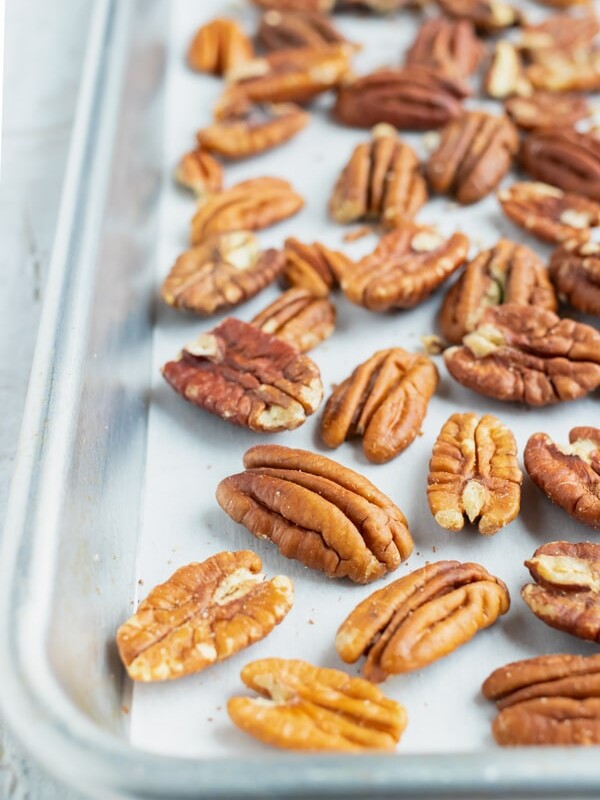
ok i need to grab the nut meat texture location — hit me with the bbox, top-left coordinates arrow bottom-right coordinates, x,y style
187,18 -> 253,76
432,0 -> 522,33
504,92 -> 591,132
427,412 -> 522,535
336,560 -> 510,681
405,18 -> 483,78
174,148 -> 223,197
283,237 -> 351,296
257,9 -> 349,51
228,658 -> 407,751
116,551 -> 293,681
521,129 -> 600,203
250,288 -> 336,352
216,444 -> 413,583
549,240 -> 600,316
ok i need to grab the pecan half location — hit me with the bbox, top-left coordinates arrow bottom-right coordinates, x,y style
116,551 -> 293,682
187,18 -> 253,76
161,232 -> 285,315
320,348 -> 439,463
426,111 -> 518,205
216,444 -> 413,583
522,541 -> 600,642
250,288 -> 336,352
521,129 -> 600,203
337,0 -> 412,10
526,48 -> 600,93
251,0 -> 335,10
438,239 -> 557,344
484,41 -> 530,99
329,125 -> 427,227
336,560 -> 510,681
427,412 -> 522,535
339,223 -> 469,311
283,237 -> 351,296
174,148 -> 224,197
257,10 -> 349,51
524,427 -> 600,529
444,304 -> 600,405
549,239 -> 600,315
499,183 -> 600,244
519,12 -> 600,56
162,319 -> 322,432
333,66 -> 468,131
228,658 -> 407,751
405,18 -> 483,79
190,177 -> 304,243
432,0 -> 522,33
505,92 -> 591,132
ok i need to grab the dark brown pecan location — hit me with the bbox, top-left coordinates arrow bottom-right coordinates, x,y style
257,10 -> 349,51
493,697 -> 600,746
405,18 -> 483,79
339,223 -> 469,311
336,560 -> 510,681
162,318 -> 322,432
187,19 -> 253,77
250,288 -> 336,352
438,239 -> 556,344
320,348 -> 439,463
526,48 -> 600,93
282,238 -> 351,296
549,239 -> 600,315
519,12 -> 600,56
524,427 -> 600,529
251,0 -> 335,10
505,92 -> 591,132
174,148 -> 224,197
333,66 -> 468,131
329,125 -> 427,227
444,304 -> 600,405
484,41 -> 530,99
216,444 -> 413,584
432,0 -> 522,33
521,129 -> 600,203
336,0 -> 412,10
426,111 -> 518,204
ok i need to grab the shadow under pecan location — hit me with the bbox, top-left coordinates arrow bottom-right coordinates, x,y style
518,12 -> 600,56
524,427 -> 600,529
228,658 -> 407,751
250,288 -> 336,352
504,92 -> 591,132
329,125 -> 427,228
549,240 -> 600,315
162,318 -> 322,432
336,560 -> 510,681
116,550 -> 293,681
526,48 -> 600,93
161,232 -> 285,315
283,237 -> 352,296
438,239 -> 557,344
432,0 -> 522,33
444,304 -> 600,405
339,222 -> 469,312
257,10 -> 350,51
216,444 -> 413,583
320,348 -> 438,463
427,412 -> 522,536
405,18 -> 483,79
187,18 -> 254,76
174,147 -> 224,197
426,111 -> 519,205
521,129 -> 600,203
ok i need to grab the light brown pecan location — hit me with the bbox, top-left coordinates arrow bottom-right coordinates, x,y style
336,560 -> 510,681
524,427 -> 600,529
187,18 -> 254,76
521,129 -> 600,203
438,239 -> 557,344
549,239 -> 600,315
444,304 -> 600,405
519,12 -> 600,56
484,41 -> 531,99
499,183 -> 600,245
405,18 -> 483,79
432,0 -> 522,33
228,658 -> 407,752
162,318 -> 322,432
525,48 -> 600,93
257,10 -> 350,51
250,0 -> 335,10
504,92 -> 591,132
116,550 -> 293,682
333,66 -> 468,131
190,177 -> 304,244
427,412 -> 522,535
426,111 -> 518,204
174,148 -> 224,197
216,444 -> 413,583
320,348 -> 439,463
250,288 -> 335,352
161,232 -> 285,315
535,0 -> 597,8
329,125 -> 427,228
493,697 -> 600,746
338,222 -> 469,311
282,238 -> 350,296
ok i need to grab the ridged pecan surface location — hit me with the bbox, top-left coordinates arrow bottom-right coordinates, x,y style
521,129 -> 600,203
283,237 -> 351,296
518,12 -> 600,55
187,18 -> 253,76
258,10 -> 349,51
549,240 -> 600,315
405,18 -> 483,78
174,148 -> 223,197
432,0 -> 522,33
504,92 -> 591,132
526,48 -> 600,93
250,288 -> 336,352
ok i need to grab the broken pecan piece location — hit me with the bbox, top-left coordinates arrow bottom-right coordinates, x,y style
524,427 -> 600,529
438,239 -> 557,344
444,304 -> 600,405
336,560 -> 510,681
329,125 -> 427,227
283,238 -> 351,296
405,18 -> 483,79
427,412 -> 522,535
174,148 -> 223,197
228,658 -> 407,751
161,232 -> 285,315
504,92 -> 591,132
549,239 -> 600,315
320,348 -> 439,463
521,129 -> 600,203
187,18 -> 253,76
519,12 -> 600,56
250,288 -> 335,352
162,318 -> 322,432
484,40 -> 530,99
426,111 -> 518,204
116,550 -> 293,682
257,10 -> 349,51
216,444 -> 413,583
432,0 -> 522,33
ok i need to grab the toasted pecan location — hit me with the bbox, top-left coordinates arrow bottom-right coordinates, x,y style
187,18 -> 253,76
521,129 -> 600,203
250,288 -> 336,352
174,148 -> 224,197
405,18 -> 483,79
549,239 -> 600,315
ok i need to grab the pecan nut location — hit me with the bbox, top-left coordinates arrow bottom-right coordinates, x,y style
518,12 -> 600,56
432,0 -> 522,33
216,444 -> 413,583
190,177 -> 304,243
504,92 -> 591,132
336,560 -> 510,681
337,0 -> 412,10
250,288 -> 336,352
427,412 -> 522,535
257,10 -> 350,51
484,40 -> 530,99
174,148 -> 224,197
250,0 -> 335,10
162,318 -> 322,432
329,125 -> 427,228
283,237 -> 351,296
524,427 -> 600,529
228,658 -> 407,751
426,111 -> 519,204
438,239 -> 557,344
187,18 -> 253,76
339,222 -> 469,311
521,129 -> 600,203
116,550 -> 293,682
405,18 -> 483,79
549,240 -> 600,315
526,48 -> 600,93
320,348 -> 439,463
444,304 -> 600,405
161,232 -> 285,315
